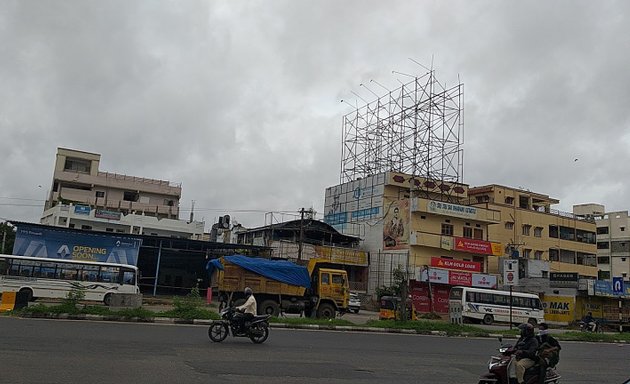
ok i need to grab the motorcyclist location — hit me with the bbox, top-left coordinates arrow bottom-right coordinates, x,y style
514,323 -> 539,384
536,322 -> 561,384
234,287 -> 257,333
582,311 -> 597,332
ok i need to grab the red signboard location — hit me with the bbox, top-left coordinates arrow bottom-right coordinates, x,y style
431,257 -> 481,272
453,237 -> 494,255
410,281 -> 450,314
448,270 -> 472,286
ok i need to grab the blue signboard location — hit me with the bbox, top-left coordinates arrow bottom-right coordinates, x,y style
74,205 -> 91,215
12,224 -> 142,266
594,279 -> 629,298
613,277 -> 624,296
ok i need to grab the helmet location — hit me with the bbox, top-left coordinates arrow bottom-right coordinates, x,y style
518,323 -> 534,337
538,322 -> 549,331
244,287 -> 253,297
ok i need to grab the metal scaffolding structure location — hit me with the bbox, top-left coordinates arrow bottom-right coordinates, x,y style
340,69 -> 464,187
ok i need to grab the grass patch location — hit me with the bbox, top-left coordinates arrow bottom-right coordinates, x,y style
155,307 -> 219,320
365,319 -> 490,336
269,316 -> 355,327
556,331 -> 630,343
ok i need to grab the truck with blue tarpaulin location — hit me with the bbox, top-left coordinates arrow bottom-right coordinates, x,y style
207,255 -> 349,319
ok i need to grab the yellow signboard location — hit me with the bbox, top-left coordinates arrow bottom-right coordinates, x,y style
491,242 -> 503,256
314,246 -> 368,266
542,295 -> 575,323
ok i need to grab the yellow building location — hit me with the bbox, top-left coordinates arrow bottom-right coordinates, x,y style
467,185 -> 597,277
324,172 -> 502,294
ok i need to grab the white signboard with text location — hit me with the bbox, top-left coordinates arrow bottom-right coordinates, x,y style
503,259 -> 519,286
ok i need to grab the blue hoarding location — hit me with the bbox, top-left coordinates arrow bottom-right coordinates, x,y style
12,224 -> 142,266
594,279 -> 629,298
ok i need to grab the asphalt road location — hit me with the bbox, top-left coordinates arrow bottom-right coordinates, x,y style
0,317 -> 628,384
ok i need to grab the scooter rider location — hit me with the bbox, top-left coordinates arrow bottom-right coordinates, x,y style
582,311 -> 597,332
514,323 -> 539,384
234,287 -> 257,333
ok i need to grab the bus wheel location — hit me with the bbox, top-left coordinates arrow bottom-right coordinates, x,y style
482,314 -> 494,325
19,288 -> 34,302
528,318 -> 538,326
103,293 -> 113,306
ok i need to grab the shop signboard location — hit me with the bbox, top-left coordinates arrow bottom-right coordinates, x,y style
542,295 -> 575,323
95,209 -> 122,221
431,257 -> 481,272
453,237 -> 502,256
448,270 -> 472,286
472,273 -> 497,289
549,272 -> 579,288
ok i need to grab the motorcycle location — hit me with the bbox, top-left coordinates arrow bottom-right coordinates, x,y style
208,307 -> 271,344
478,337 -> 561,384
579,320 -> 602,333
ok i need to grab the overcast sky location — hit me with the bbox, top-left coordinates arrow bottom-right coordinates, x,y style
1,1 -> 629,229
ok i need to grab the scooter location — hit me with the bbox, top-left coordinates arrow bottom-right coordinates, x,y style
478,337 -> 561,384
208,306 -> 271,344
579,320 -> 602,333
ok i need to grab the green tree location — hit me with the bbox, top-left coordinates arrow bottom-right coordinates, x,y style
0,222 -> 16,254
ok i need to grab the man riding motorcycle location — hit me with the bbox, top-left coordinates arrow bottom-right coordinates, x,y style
514,323 -> 539,384
234,287 -> 257,333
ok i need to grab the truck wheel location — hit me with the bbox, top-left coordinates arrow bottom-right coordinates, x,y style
259,300 -> 280,317
482,314 -> 494,325
317,303 -> 335,319
19,288 -> 34,302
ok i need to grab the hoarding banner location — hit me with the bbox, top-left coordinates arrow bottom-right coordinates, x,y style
419,268 -> 449,284
12,224 -> 141,266
74,205 -> 91,215
543,295 -> 576,323
94,209 -> 121,220
431,257 -> 481,272
594,280 -> 630,297
472,273 -> 497,289
448,270 -> 472,286
427,200 -> 477,219
419,267 -> 497,289
549,272 -> 579,288
453,237 -> 498,256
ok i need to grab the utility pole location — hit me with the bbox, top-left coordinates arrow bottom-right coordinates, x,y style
1,228 -> 6,254
298,208 -> 305,261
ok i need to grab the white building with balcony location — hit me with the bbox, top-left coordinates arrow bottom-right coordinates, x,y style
40,147 -> 204,239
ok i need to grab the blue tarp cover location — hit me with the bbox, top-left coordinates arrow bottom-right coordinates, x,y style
206,255 -> 311,288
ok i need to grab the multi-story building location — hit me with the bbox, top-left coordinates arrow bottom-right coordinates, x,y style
468,185 -> 598,279
40,147 -> 204,239
324,171 -> 502,310
587,205 -> 630,281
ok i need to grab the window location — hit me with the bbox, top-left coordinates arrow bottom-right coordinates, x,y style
534,251 -> 543,260
463,227 -> 473,238
523,249 -> 531,259
123,191 -> 139,202
597,227 -> 609,235
519,195 -> 530,209
597,256 -> 610,265
505,196 -> 514,204
332,274 -> 344,285
542,271 -> 548,278
549,249 -> 559,261
81,225 -> 92,230
599,270 -> 611,280
473,228 -> 483,240
597,242 -> 610,249
522,225 -> 531,236
505,222 -> 514,230
621,227 -> 626,232
441,223 -> 454,236
534,227 -> 543,237
95,191 -> 105,198
164,199 -> 174,206
63,157 -> 91,173
321,273 -> 330,285
420,215 -> 426,219
105,228 -> 114,232
549,225 -> 558,238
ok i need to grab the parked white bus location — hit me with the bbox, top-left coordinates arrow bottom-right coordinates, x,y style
449,286 -> 544,326
0,254 -> 139,306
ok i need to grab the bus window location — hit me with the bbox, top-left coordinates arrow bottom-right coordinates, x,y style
99,266 -> 120,283
122,270 -> 135,285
